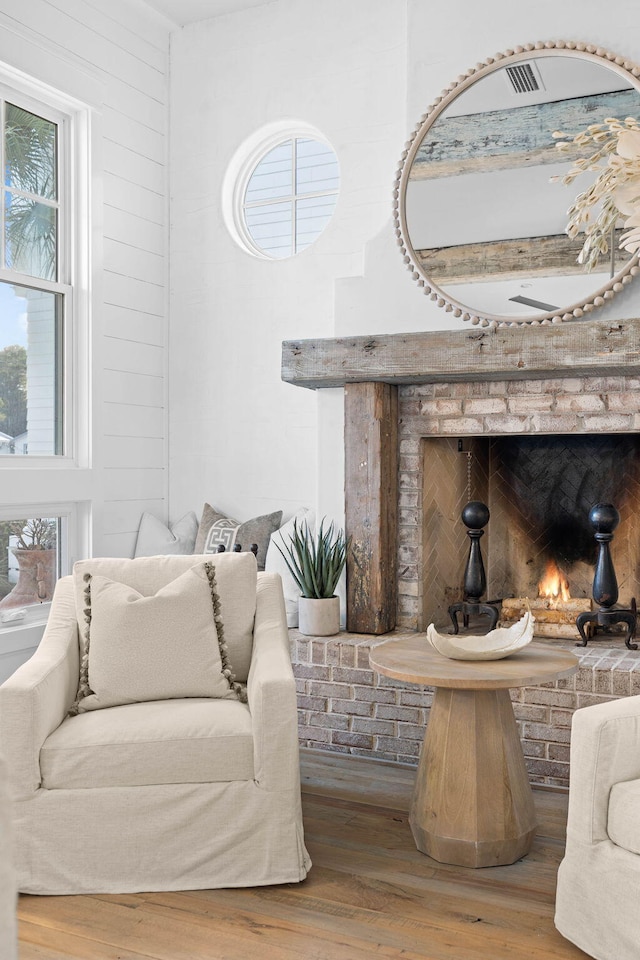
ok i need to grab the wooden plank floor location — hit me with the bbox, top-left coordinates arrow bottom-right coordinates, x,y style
17,751 -> 590,960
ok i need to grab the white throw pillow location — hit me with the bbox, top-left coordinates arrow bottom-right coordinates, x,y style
75,562 -> 240,712
134,511 -> 198,557
265,508 -> 315,627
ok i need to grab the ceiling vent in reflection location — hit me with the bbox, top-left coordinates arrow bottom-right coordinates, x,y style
504,62 -> 543,94
509,294 -> 559,312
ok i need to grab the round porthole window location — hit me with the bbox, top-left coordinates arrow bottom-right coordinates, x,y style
224,125 -> 340,259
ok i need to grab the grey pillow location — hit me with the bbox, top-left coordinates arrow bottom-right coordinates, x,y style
134,511 -> 198,557
195,503 -> 282,570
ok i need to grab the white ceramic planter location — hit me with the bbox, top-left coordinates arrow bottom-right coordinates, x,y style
298,596 -> 340,637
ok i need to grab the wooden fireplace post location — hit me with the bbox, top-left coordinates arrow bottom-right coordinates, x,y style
344,382 -> 398,634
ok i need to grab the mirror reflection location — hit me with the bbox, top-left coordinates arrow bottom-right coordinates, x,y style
403,50 -> 640,321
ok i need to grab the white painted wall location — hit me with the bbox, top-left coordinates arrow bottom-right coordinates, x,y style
168,0 -> 407,527
169,0 -> 640,532
0,0 -> 171,561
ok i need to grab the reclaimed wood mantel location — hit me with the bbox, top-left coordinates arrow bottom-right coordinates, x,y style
282,317 -> 640,390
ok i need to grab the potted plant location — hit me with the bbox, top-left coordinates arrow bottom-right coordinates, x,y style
276,518 -> 348,636
0,518 -> 57,610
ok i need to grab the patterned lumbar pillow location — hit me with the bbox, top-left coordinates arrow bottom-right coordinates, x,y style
194,503 -> 282,571
134,511 -> 198,557
72,562 -> 246,713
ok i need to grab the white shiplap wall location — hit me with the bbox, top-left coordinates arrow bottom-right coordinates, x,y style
0,0 -> 171,562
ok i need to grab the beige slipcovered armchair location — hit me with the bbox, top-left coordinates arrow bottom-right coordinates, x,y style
0,755 -> 17,960
555,694 -> 640,960
0,552 -> 310,895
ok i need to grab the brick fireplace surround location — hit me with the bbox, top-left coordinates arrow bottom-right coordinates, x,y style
282,319 -> 640,788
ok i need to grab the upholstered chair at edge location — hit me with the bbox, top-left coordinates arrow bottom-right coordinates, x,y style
0,754 -> 18,959
0,552 -> 310,894
555,694 -> 640,960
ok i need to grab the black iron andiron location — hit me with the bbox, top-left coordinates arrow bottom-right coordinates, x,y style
575,503 -> 638,650
448,501 -> 500,635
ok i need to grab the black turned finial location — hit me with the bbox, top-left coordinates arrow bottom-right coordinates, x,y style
590,502 -> 620,535
575,502 -> 637,650
461,501 -> 490,603
589,503 -> 619,608
461,500 -> 490,531
220,543 -> 258,556
447,500 -> 500,635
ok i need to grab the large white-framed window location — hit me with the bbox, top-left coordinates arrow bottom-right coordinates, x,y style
0,66 -> 91,624
0,84 -> 73,461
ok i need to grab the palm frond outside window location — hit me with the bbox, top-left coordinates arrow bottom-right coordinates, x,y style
0,96 -> 64,458
4,103 -> 58,282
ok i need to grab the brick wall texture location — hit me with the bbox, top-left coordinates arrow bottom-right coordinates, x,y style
291,628 -> 640,789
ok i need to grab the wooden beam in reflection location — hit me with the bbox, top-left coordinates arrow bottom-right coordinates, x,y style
416,231 -> 628,284
409,88 -> 640,180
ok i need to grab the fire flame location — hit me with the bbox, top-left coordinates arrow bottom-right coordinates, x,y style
538,559 -> 571,602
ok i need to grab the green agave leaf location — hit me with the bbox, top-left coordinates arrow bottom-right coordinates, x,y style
292,520 -> 316,596
274,541 -> 307,595
274,534 -> 308,595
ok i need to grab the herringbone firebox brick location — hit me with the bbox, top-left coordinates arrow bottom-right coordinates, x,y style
290,628 -> 640,789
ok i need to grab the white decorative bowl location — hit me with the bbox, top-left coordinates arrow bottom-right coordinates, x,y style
426,611 -> 535,661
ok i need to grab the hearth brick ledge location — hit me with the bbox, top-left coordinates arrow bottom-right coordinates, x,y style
290,628 -> 640,789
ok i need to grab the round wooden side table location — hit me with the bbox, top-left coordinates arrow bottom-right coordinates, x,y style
369,639 -> 578,868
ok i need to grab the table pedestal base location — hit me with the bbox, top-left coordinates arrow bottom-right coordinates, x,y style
410,686 -> 537,868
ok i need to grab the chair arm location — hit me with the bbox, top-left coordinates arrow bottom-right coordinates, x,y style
0,577 -> 79,798
0,755 -> 17,959
247,573 -> 300,790
566,694 -> 640,845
